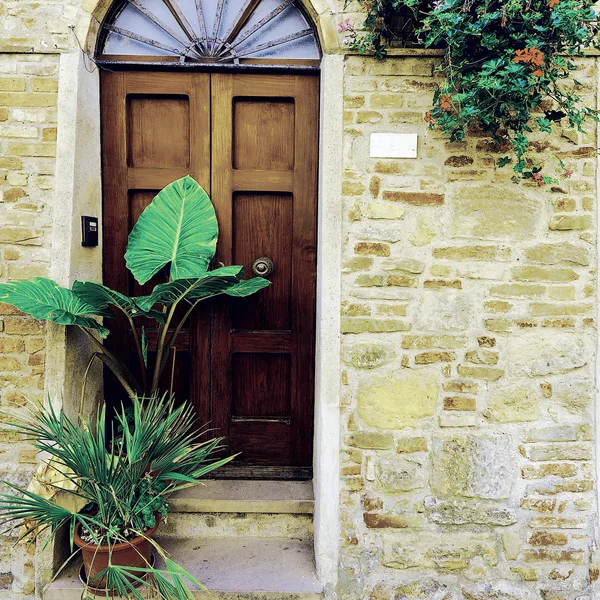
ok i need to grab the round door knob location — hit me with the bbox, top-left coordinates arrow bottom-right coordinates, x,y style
252,257 -> 274,278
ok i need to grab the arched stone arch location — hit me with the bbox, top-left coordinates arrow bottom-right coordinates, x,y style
76,0 -> 343,58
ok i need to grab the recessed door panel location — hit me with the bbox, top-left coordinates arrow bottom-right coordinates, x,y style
127,96 -> 190,169
232,192 -> 293,332
233,98 -> 295,170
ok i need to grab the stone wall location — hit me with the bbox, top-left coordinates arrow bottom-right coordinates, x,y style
338,54 -> 599,599
0,0 -> 599,597
0,52 -> 59,598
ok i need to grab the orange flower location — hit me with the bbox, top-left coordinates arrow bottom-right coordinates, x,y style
532,69 -> 543,77
424,111 -> 432,122
513,46 -> 544,67
547,0 -> 560,7
440,95 -> 452,111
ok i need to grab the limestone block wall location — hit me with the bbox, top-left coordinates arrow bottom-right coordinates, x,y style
0,53 -> 58,597
338,54 -> 599,599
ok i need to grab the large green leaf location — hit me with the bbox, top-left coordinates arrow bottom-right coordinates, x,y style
72,281 -> 166,323
225,277 -> 271,297
125,176 -> 218,285
135,266 -> 244,312
0,278 -> 110,337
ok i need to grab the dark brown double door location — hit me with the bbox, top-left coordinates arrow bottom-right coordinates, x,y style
101,71 -> 318,478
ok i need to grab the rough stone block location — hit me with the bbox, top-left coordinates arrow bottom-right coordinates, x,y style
396,437 -> 427,453
354,242 -> 390,256
449,185 -> 539,240
382,191 -> 444,205
416,292 -> 472,331
425,497 -> 517,526
382,531 -> 498,570
457,365 -> 504,381
485,386 -> 540,423
342,342 -> 396,369
341,318 -> 410,334
505,331 -> 587,376
431,432 -> 514,499
377,457 -> 426,492
347,432 -> 393,450
357,368 -> 437,429
525,243 -> 589,266
548,215 -> 592,231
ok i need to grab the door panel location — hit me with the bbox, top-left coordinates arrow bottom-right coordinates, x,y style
211,73 -> 318,474
101,70 -> 318,478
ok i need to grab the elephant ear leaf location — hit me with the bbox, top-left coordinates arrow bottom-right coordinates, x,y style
72,281 -> 166,323
0,277 -> 110,338
125,175 -> 218,286
225,277 -> 271,297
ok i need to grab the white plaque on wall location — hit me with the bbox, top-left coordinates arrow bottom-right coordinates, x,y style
370,133 -> 418,159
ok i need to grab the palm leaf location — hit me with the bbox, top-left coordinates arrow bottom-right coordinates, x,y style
125,176 -> 218,285
0,277 -> 110,337
135,266 -> 244,312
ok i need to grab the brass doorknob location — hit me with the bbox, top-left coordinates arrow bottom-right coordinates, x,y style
252,257 -> 274,278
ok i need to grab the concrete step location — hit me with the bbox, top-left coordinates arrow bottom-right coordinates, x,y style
44,537 -> 323,600
161,480 -> 314,540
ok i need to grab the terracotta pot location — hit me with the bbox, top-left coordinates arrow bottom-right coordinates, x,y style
74,517 -> 160,596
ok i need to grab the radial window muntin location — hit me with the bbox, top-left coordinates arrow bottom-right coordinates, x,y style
96,0 -> 321,68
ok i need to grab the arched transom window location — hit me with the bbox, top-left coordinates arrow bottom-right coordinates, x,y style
96,0 -> 321,68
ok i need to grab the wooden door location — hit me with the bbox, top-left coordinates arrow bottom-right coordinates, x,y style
101,70 -> 319,478
210,74 -> 318,477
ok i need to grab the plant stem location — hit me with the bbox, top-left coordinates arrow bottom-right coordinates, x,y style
126,314 -> 147,395
151,303 -> 178,395
78,327 -> 140,398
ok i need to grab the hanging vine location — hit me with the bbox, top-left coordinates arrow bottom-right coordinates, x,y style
345,0 -> 600,183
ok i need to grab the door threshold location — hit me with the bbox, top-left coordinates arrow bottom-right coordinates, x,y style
211,465 -> 312,480
170,479 -> 314,514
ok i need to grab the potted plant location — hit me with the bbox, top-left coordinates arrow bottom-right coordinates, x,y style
0,175 -> 270,405
0,393 -> 233,598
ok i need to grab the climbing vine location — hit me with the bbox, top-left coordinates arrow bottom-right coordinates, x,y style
345,0 -> 600,183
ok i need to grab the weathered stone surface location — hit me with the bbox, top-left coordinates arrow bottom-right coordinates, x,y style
431,433 -> 514,499
501,532 -> 522,561
424,497 -> 517,526
416,291 -> 472,331
552,377 -> 594,414
485,386 -> 540,422
347,432 -> 394,450
377,458 -> 426,492
342,342 -> 397,369
382,531 -> 498,570
525,243 -> 589,266
363,512 -> 421,528
449,185 -> 539,240
357,369 -> 438,429
393,579 -> 451,599
396,437 -> 428,453
505,331 -> 588,376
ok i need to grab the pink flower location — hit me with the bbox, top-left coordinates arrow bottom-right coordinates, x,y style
338,18 -> 351,33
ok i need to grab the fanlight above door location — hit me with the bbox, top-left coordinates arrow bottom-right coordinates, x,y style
97,0 -> 321,67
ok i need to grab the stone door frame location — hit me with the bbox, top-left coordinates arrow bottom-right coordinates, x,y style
44,8 -> 343,592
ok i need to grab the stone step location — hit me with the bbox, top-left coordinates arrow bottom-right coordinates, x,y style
170,480 -> 314,515
162,510 -> 313,540
161,480 -> 314,539
44,537 -> 322,600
